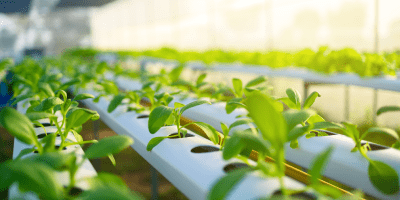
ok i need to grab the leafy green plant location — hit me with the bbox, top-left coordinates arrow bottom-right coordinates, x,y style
331,122 -> 400,195
0,90 -> 99,156
376,105 -> 400,149
209,91 -> 344,199
146,100 -> 221,151
225,76 -> 268,114
0,135 -> 139,199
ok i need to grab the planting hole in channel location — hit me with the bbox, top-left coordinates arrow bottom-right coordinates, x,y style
168,132 -> 195,139
191,145 -> 219,153
37,132 -> 60,139
223,162 -> 250,173
137,114 -> 149,119
34,122 -> 52,128
34,146 -> 67,153
271,190 -> 316,200
64,186 -> 84,196
361,142 -> 388,151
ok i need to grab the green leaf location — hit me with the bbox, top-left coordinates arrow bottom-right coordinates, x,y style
245,76 -> 266,88
286,88 -> 301,109
221,122 -> 230,137
342,122 -> 359,142
108,94 -> 126,113
232,78 -> 243,97
59,78 -> 80,90
146,137 -> 166,151
11,93 -> 34,106
222,136 -> 245,160
288,125 -> 313,141
196,73 -> 207,85
26,112 -> 55,122
303,92 -> 321,109
0,160 -> 63,199
15,148 -> 35,160
362,127 -> 399,141
174,102 -> 185,109
309,146 -> 334,186
233,129 -> 269,155
74,93 -> 95,101
312,121 -> 343,130
169,65 -> 184,83
0,107 -> 36,145
72,129 -> 84,144
392,141 -> 400,150
377,106 -> 400,116
148,106 -> 174,134
282,109 -> 315,131
229,118 -> 254,130
180,100 -> 211,114
33,97 -> 63,111
290,139 -> 299,149
207,168 -> 250,200
368,160 -> 399,195
102,81 -> 119,95
306,114 -> 325,124
43,132 -> 56,153
85,135 -> 133,159
108,154 -> 116,166
225,98 -> 243,114
278,97 -> 297,109
66,108 -> 99,132
190,122 -> 220,144
38,82 -> 55,97
246,91 -> 287,148
96,62 -> 108,74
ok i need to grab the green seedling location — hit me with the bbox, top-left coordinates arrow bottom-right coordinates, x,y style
377,105 -> 400,149
0,90 -> 99,156
209,91 -> 344,199
0,135 -> 139,199
332,122 -> 400,195
225,76 -> 268,114
146,100 -> 221,151
171,73 -> 209,98
278,88 -> 330,148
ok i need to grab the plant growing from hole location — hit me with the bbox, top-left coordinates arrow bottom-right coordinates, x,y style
278,88 -> 332,148
209,91 -> 349,199
225,76 -> 268,114
170,73 -> 210,98
146,100 -> 221,151
0,90 -> 100,157
0,135 -> 140,199
376,105 -> 400,149
326,122 -> 400,195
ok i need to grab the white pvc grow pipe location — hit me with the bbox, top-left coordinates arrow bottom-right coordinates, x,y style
74,86 -> 312,200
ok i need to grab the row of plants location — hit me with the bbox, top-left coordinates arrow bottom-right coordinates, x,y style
0,58 -> 142,199
3,54 -> 400,199
56,54 -> 400,199
64,46 -> 400,77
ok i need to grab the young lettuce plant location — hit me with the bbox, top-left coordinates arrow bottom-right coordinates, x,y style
330,122 -> 400,195
146,100 -> 221,151
278,88 -> 329,148
0,135 -> 139,199
0,91 -> 99,156
376,105 -> 400,149
209,91 -> 344,199
225,76 -> 268,114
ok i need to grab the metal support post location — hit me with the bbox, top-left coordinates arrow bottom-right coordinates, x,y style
150,166 -> 159,200
344,85 -> 350,121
